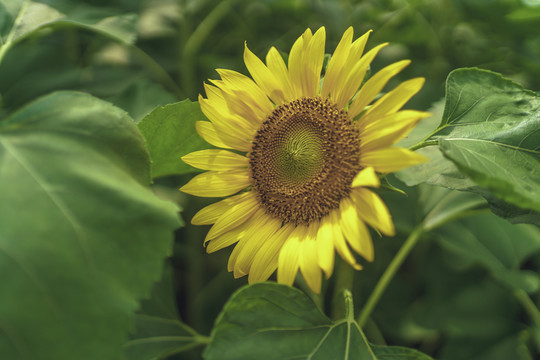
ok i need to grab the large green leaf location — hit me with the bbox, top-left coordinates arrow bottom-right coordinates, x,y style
138,100 -> 209,178
433,212 -> 540,293
0,91 -> 180,360
398,69 -> 540,224
203,283 -> 433,360
432,69 -> 540,211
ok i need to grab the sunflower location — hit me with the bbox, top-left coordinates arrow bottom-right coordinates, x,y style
180,27 -> 429,294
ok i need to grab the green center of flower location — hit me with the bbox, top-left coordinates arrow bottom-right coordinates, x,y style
249,97 -> 361,225
277,127 -> 324,183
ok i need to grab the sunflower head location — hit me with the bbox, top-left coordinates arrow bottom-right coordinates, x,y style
181,27 -> 429,294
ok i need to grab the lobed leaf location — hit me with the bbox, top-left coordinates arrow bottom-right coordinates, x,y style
203,283 -> 433,360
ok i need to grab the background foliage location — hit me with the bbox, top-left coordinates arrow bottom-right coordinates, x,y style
1,0 -> 539,359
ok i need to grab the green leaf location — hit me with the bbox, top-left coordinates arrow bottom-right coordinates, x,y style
398,69 -> 540,224
203,283 -> 433,360
433,212 -> 540,293
126,315 -> 207,360
433,69 -> 540,210
138,100 -> 209,178
371,345 -> 434,360
0,0 -> 138,54
0,91 -> 180,360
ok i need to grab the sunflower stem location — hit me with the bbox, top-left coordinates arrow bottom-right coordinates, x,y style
357,225 -> 424,327
331,257 -> 355,320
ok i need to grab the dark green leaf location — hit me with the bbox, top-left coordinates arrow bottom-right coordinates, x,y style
0,91 -> 180,360
203,283 -> 433,360
434,212 -> 540,292
138,100 -> 209,178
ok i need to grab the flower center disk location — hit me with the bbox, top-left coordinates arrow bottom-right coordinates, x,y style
249,97 -> 361,225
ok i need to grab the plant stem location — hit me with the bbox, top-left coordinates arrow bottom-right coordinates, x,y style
514,289 -> 540,328
180,0 -> 236,97
408,139 -> 438,151
331,257 -> 355,320
357,225 -> 424,327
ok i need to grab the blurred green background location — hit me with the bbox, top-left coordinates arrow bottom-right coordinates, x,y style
2,0 -> 539,359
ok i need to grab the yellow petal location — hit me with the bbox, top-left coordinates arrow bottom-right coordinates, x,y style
215,69 -> 274,117
360,147 -> 428,173
244,43 -> 286,105
195,121 -> 232,149
299,222 -> 322,294
266,47 -> 294,103
351,188 -> 395,236
206,219 -> 250,253
348,60 -> 411,119
182,149 -> 248,171
360,111 -> 431,152
348,30 -> 372,63
249,224 -> 295,283
316,215 -> 336,278
329,210 -> 363,270
219,88 -> 266,126
334,43 -> 387,109
302,27 -> 326,97
191,192 -> 248,225
180,168 -> 250,197
203,81 -> 264,133
277,225 -> 305,286
235,213 -> 282,277
361,77 -> 426,121
226,212 -> 265,275
339,197 -> 374,261
321,26 -> 354,99
205,192 -> 259,240
199,95 -> 254,151
288,28 -> 313,98
351,167 -> 380,188
227,235 -> 246,277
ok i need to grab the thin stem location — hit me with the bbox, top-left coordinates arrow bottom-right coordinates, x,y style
357,225 -> 424,327
408,139 -> 439,151
514,289 -> 540,328
180,0 -> 236,97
